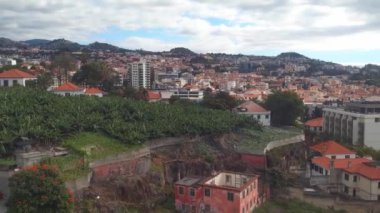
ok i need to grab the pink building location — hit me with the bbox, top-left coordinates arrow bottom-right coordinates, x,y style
175,172 -> 262,213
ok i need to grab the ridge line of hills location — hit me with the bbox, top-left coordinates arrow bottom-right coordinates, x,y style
1,37 -> 380,77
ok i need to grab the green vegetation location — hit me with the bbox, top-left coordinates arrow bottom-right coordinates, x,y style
254,199 -> 345,213
63,132 -> 143,161
0,87 -> 256,146
237,126 -> 302,153
0,157 -> 16,166
201,91 -> 241,110
8,164 -> 74,212
352,145 -> 380,161
43,154 -> 89,181
43,132 -> 143,181
265,90 -> 304,126
72,61 -> 120,92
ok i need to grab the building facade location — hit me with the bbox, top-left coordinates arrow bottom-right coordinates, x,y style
0,69 -> 36,87
341,161 -> 380,201
175,172 -> 262,213
323,98 -> 380,149
128,60 -> 151,89
233,101 -> 271,126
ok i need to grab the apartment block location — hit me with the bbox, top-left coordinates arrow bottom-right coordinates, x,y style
127,60 -> 151,89
323,97 -> 380,149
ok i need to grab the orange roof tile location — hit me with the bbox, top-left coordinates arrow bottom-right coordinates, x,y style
304,117 -> 323,127
310,140 -> 356,155
236,101 -> 269,113
85,87 -> 104,94
312,156 -> 370,170
343,162 -> 380,180
0,69 -> 35,78
146,91 -> 161,100
54,82 -> 83,92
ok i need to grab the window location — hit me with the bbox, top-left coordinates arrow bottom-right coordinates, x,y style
227,192 -> 234,201
191,205 -> 196,213
344,186 -> 349,194
345,155 -> 350,159
179,187 -> 184,195
257,115 -> 261,119
344,174 -> 349,181
3,80 -> 8,87
189,188 -> 195,196
12,80 -> 18,85
331,156 -> 336,159
353,176 -> 357,182
375,118 -> 380,123
204,188 -> 210,197
378,182 -> 380,189
265,115 -> 269,119
226,174 -> 231,183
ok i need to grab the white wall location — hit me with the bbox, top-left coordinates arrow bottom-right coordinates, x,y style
342,172 -> 380,201
238,112 -> 271,126
0,78 -> 36,87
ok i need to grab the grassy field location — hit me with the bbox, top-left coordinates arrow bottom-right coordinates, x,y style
44,132 -> 144,181
63,132 -> 144,161
237,126 -> 302,154
253,199 -> 346,213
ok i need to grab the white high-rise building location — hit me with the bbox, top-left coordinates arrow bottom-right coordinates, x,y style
323,96 -> 380,149
128,60 -> 151,89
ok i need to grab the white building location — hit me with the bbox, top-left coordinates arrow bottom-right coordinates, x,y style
341,161 -> 380,201
323,97 -> 380,149
51,82 -> 104,97
233,101 -> 271,126
0,58 -> 17,67
0,69 -> 36,87
162,89 -> 204,102
128,60 -> 151,89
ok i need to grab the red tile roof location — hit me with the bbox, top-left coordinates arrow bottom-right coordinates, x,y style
343,161 -> 380,180
85,87 -> 104,94
54,82 -> 83,92
312,156 -> 370,170
304,117 -> 323,127
0,69 -> 35,78
310,140 -> 356,155
236,101 -> 269,113
146,91 -> 161,100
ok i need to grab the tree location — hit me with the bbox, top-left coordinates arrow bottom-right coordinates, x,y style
37,72 -> 54,90
201,91 -> 239,111
72,61 -> 120,92
51,52 -> 77,85
265,91 -> 304,126
7,164 -> 74,212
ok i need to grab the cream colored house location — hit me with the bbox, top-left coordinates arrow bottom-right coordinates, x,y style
341,161 -> 380,201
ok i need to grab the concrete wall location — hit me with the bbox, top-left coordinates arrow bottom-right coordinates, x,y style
15,151 -> 54,166
65,171 -> 93,192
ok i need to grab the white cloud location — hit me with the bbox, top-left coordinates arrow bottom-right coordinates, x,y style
0,0 -> 379,53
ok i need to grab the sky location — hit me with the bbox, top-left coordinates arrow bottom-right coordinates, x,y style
1,0 -> 380,65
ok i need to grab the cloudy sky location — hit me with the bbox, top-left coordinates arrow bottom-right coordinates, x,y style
1,0 -> 380,65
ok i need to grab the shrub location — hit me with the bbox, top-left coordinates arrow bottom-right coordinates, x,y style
7,164 -> 74,212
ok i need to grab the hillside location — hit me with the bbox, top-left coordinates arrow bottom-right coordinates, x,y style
0,87 -> 257,145
87,41 -> 124,52
169,47 -> 196,56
